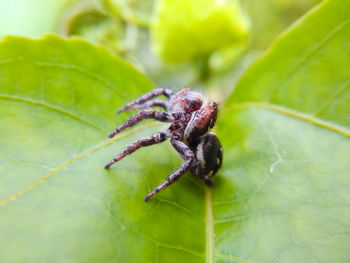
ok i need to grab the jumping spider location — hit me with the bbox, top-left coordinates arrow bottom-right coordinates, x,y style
104,88 -> 223,201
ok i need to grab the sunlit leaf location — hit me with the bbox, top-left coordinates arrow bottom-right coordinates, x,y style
0,0 -> 349,262
216,0 -> 350,262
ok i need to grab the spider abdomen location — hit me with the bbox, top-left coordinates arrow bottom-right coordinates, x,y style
190,133 -> 223,185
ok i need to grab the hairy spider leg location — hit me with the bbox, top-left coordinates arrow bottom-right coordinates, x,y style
108,110 -> 176,138
144,139 -> 194,201
117,88 -> 174,113
104,132 -> 168,169
127,100 -> 168,111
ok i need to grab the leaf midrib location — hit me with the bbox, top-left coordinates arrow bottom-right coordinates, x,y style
224,102 -> 350,137
205,187 -> 213,263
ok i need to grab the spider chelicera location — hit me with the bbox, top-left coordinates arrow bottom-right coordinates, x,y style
104,88 -> 223,201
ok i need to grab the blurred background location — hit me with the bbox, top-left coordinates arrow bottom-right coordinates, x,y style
0,0 -> 321,102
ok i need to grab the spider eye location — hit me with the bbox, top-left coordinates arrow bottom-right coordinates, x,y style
189,100 -> 200,110
209,101 -> 217,108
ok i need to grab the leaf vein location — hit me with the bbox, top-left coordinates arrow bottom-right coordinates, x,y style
108,211 -> 205,258
215,251 -> 251,263
0,93 -> 107,133
214,215 -> 246,225
206,187 -> 214,263
158,198 -> 203,220
313,81 -> 350,117
266,18 -> 350,100
0,58 -> 128,98
224,102 -> 350,137
0,123 -> 156,207
0,158 -> 54,170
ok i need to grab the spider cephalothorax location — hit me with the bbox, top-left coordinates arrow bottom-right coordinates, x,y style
104,88 -> 223,201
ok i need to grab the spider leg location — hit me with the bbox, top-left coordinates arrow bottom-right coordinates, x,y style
109,110 -> 178,138
117,88 -> 174,113
144,139 -> 194,201
126,99 -> 168,111
104,131 -> 168,169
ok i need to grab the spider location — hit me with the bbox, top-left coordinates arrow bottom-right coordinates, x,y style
104,88 -> 223,201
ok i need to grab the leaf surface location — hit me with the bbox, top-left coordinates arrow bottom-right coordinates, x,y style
0,0 -> 350,262
216,0 -> 350,262
0,35 -> 207,263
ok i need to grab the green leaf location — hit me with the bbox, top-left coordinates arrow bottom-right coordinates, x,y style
216,0 -> 350,262
1,0 -> 349,262
0,35 -> 208,262
151,0 -> 250,63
